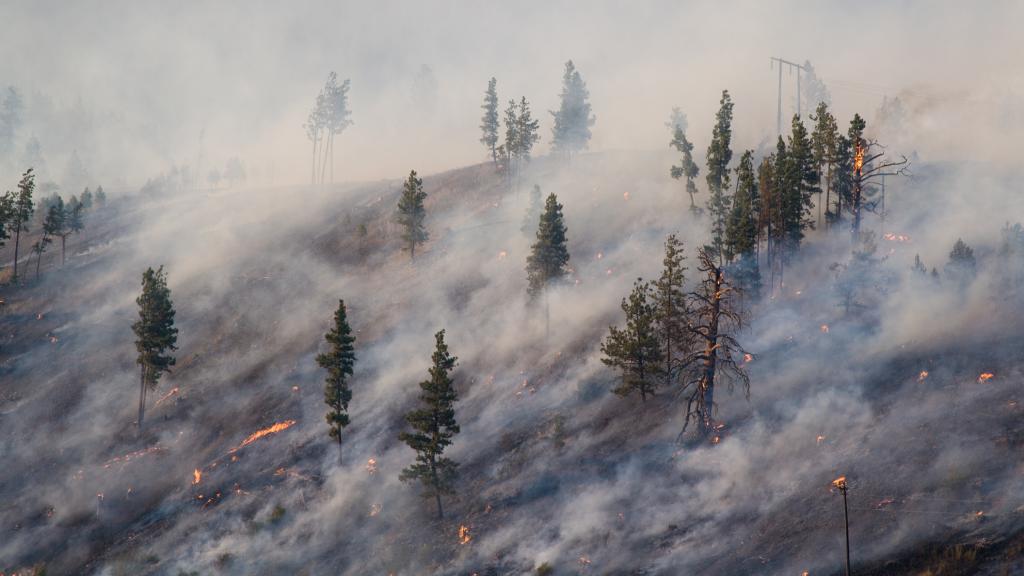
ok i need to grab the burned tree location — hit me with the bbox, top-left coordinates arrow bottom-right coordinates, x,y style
316,299 -> 356,461
132,266 -> 178,429
680,247 -> 749,438
846,113 -> 908,239
399,330 -> 460,519
601,278 -> 663,402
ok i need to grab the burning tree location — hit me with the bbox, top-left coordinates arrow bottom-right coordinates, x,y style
316,299 -> 356,461
680,247 -> 749,438
601,278 -> 663,402
396,170 -> 428,260
132,266 -> 178,429
845,113 -> 908,239
399,329 -> 460,519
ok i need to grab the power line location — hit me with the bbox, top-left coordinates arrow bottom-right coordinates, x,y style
770,57 -> 807,137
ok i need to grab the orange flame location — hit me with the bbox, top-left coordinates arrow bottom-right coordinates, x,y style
832,476 -> 847,490
366,458 -> 378,475
154,387 -> 180,407
820,324 -> 829,334
458,525 -> 472,545
978,373 -> 994,383
497,250 -> 508,260
369,503 -> 382,517
918,370 -> 929,382
192,468 -> 202,485
743,353 -> 753,363
816,435 -> 826,445
230,420 -> 296,452
854,144 -> 864,173
882,233 -> 911,243
623,191 -> 630,201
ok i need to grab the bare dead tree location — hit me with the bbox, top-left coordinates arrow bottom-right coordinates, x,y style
850,138 -> 908,238
677,247 -> 750,439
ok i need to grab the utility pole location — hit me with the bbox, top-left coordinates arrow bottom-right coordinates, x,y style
770,57 -> 807,136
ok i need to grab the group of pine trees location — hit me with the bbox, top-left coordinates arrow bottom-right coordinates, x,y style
304,72 -> 353,186
601,236 -> 748,437
0,168 -> 99,282
668,93 -> 906,297
478,60 -> 595,181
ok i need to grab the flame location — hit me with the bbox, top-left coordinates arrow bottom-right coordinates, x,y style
854,144 -> 864,173
820,324 -> 829,334
230,420 -> 296,452
497,250 -> 508,260
623,191 -> 630,201
578,556 -> 592,566
103,445 -> 165,468
710,435 -> 721,445
366,458 -> 378,474
369,503 -> 382,517
816,435 -> 826,445
832,476 -> 847,490
918,370 -> 929,382
458,525 -> 472,545
154,387 -> 179,406
978,373 -> 994,383
192,468 -> 202,485
596,251 -> 603,260
743,353 -> 753,363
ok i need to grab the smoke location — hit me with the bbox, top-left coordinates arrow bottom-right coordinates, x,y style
2,2 -> 1024,575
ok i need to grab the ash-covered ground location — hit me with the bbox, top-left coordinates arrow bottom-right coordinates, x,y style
2,150 -> 1024,576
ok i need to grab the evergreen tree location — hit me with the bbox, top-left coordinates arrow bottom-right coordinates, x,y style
516,97 -> 541,162
521,184 -> 543,236
705,90 -> 734,261
316,300 -> 356,460
680,248 -> 749,438
80,187 -> 93,210
810,102 -> 838,227
946,238 -> 976,283
66,196 -> 84,236
831,134 -> 854,225
0,189 -> 13,250
30,202 -> 59,280
725,151 -> 762,296
399,330 -> 460,519
480,77 -> 500,165
669,125 -> 700,213
95,185 -> 107,206
502,99 -> 519,182
396,170 -> 428,260
526,193 -> 570,334
784,114 -> 819,250
550,60 -> 595,157
132,266 -> 178,429
11,168 -> 35,281
601,279 -> 663,402
652,234 -> 690,386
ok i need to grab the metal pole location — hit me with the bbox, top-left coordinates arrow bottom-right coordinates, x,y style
796,68 -> 802,118
777,61 -> 783,137
843,486 -> 851,576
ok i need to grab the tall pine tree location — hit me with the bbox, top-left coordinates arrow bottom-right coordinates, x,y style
399,330 -> 460,519
316,300 -> 356,461
669,125 -> 701,213
480,77 -> 500,165
11,168 -> 34,281
653,234 -> 690,387
550,60 -> 595,157
810,102 -> 838,228
132,266 -> 178,429
396,170 -> 428,260
526,193 -> 570,336
725,151 -> 761,296
705,90 -> 734,262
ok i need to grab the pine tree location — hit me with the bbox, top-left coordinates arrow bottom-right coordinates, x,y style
550,60 -> 595,157
95,185 -> 107,206
705,90 -> 734,262
11,168 -> 35,281
601,279 -> 663,402
399,330 -> 460,519
946,238 -> 976,283
521,184 -> 543,236
669,125 -> 700,213
80,187 -> 93,210
725,151 -> 762,296
502,99 -> 519,183
33,197 -> 63,278
132,266 -> 178,429
810,102 -> 838,227
680,248 -> 749,438
480,78 -> 500,165
526,193 -> 570,335
784,114 -> 819,250
516,97 -> 541,162
831,134 -> 854,226
316,300 -> 356,460
652,234 -> 690,387
396,170 -> 428,260
0,190 -> 13,250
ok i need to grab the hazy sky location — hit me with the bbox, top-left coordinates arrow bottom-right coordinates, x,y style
3,0 -> 1023,183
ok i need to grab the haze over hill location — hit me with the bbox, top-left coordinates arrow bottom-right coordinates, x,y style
2,2 -> 1024,576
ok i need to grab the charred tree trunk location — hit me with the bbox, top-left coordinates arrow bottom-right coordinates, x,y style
699,268 -> 723,435
13,225 -> 22,280
137,365 -> 147,429
61,235 -> 66,266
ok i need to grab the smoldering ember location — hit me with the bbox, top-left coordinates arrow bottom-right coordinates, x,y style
2,2 -> 1024,575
